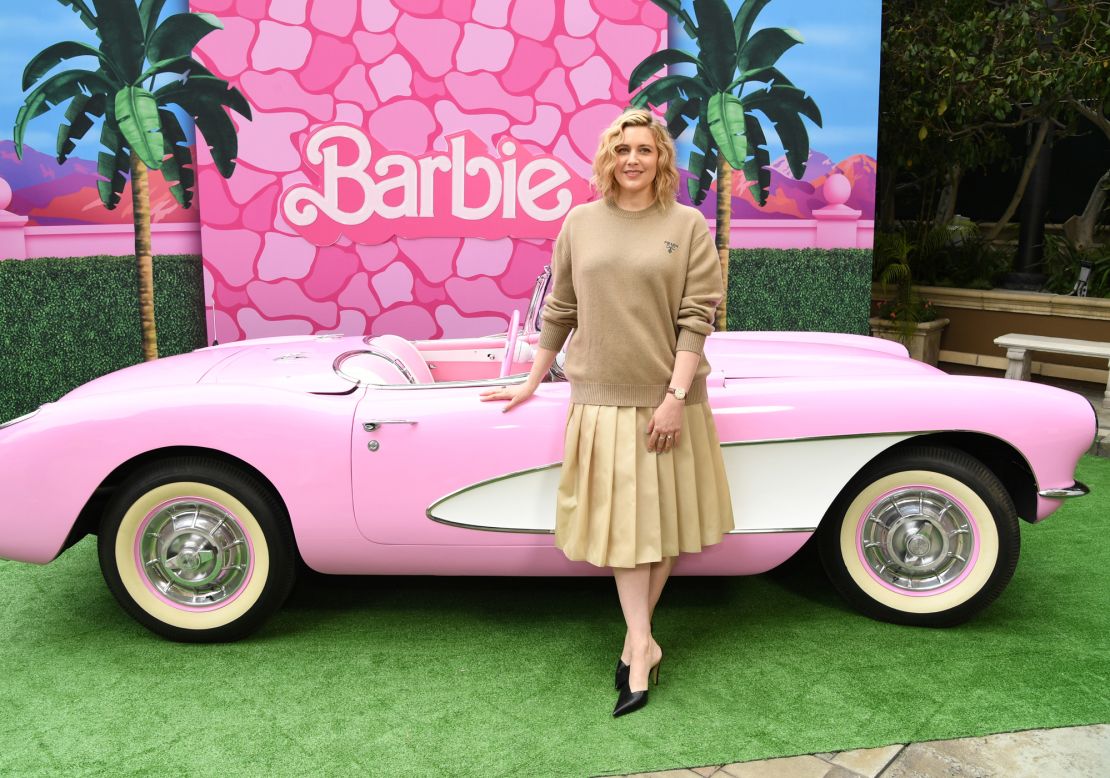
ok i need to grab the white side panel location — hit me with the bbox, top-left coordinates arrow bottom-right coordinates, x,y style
430,466 -> 563,532
428,435 -> 913,533
719,435 -> 912,530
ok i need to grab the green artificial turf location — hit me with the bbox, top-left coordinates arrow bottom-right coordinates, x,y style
1,456 -> 1108,777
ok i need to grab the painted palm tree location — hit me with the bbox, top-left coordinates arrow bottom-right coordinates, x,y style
14,0 -> 251,360
630,0 -> 822,330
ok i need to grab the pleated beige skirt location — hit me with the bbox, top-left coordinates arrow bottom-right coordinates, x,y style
554,402 -> 735,568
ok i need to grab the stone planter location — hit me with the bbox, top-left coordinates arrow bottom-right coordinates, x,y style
869,317 -> 950,366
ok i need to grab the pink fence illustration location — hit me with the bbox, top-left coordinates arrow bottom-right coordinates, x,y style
0,171 -> 869,263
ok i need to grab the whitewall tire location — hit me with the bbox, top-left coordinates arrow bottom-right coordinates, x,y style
98,458 -> 296,642
818,446 -> 1020,627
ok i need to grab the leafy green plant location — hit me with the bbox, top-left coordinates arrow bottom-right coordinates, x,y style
871,228 -> 942,342
13,0 -> 250,361
629,0 -> 822,330
908,220 -> 1011,289
1042,235 -> 1110,298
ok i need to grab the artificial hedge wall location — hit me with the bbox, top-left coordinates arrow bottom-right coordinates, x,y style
726,248 -> 872,334
1,248 -> 872,423
0,255 -> 206,423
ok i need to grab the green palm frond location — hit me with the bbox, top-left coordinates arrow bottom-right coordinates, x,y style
629,48 -> 706,92
693,0 -> 737,89
114,85 -> 163,169
22,41 -> 116,91
629,0 -> 823,209
147,12 -> 223,65
707,92 -> 747,169
737,27 -> 803,72
57,92 -> 107,164
15,1 -> 250,206
648,0 -> 698,37
158,108 -> 195,208
96,104 -> 130,210
687,115 -> 717,206
157,76 -> 251,177
741,112 -> 771,205
138,0 -> 172,36
14,69 -> 114,155
57,0 -> 98,32
630,74 -> 708,108
733,0 -> 772,48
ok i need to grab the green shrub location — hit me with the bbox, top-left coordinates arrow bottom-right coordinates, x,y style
1042,235 -> 1110,297
726,248 -> 872,334
0,255 -> 205,423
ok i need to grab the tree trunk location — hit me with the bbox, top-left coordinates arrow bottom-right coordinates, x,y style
934,163 -> 961,225
715,158 -> 732,332
1063,168 -> 1109,250
984,120 -> 1051,243
878,162 -> 896,231
130,152 -> 159,361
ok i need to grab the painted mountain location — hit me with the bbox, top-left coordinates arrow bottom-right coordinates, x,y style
678,151 -> 877,220
0,141 -> 193,226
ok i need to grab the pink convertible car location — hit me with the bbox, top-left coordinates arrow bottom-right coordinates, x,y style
0,271 -> 1095,641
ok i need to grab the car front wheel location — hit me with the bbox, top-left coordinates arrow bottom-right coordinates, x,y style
818,446 -> 1020,627
98,458 -> 296,642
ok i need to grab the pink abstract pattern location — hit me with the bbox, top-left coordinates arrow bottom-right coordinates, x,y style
192,0 -> 666,343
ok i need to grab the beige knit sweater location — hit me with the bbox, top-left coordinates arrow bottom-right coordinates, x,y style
538,198 -> 722,406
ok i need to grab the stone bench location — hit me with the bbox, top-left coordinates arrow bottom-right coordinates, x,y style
994,333 -> 1110,409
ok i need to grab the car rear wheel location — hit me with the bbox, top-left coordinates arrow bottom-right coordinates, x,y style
98,458 -> 296,642
818,446 -> 1020,627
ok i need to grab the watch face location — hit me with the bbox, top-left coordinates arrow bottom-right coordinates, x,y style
672,387 -> 686,399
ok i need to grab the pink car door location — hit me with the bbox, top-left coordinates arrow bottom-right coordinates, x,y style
350,380 -> 571,545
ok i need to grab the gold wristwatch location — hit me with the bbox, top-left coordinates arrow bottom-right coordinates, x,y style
667,386 -> 687,400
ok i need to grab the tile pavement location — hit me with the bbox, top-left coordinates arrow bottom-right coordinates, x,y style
612,724 -> 1110,778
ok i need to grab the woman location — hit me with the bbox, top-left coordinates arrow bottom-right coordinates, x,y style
481,109 -> 734,717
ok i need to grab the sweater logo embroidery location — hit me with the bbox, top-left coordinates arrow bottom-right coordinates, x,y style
664,241 -> 678,254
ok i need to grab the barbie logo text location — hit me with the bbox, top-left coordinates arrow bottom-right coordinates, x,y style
281,125 -> 592,246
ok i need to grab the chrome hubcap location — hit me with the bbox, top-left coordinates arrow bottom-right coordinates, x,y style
140,500 -> 251,607
861,488 -> 975,591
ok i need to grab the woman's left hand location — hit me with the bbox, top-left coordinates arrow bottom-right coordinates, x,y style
646,395 -> 683,454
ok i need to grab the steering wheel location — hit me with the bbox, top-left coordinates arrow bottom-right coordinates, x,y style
499,309 -> 521,378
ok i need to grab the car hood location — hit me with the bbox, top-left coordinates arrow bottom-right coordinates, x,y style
62,335 -> 361,400
61,330 -> 935,401
705,331 -> 941,379
199,336 -> 360,393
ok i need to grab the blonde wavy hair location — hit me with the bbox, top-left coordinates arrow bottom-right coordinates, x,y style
591,109 -> 679,207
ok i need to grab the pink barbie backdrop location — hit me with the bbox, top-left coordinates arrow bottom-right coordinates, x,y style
190,0 -> 669,343
0,1 -> 880,344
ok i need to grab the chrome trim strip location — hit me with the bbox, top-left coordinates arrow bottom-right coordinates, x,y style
1038,481 -> 1090,499
727,527 -> 818,535
333,348 -> 418,385
717,430 -> 925,447
428,516 -> 555,535
365,374 -> 530,390
0,408 -> 40,430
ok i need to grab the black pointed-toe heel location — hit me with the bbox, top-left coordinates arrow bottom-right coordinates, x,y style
615,659 -> 629,690
612,658 -> 661,717
612,684 -> 648,718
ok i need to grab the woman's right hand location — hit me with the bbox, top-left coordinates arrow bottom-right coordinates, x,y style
479,381 -> 537,412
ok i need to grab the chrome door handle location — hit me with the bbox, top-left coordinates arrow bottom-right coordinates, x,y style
363,420 -> 418,432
